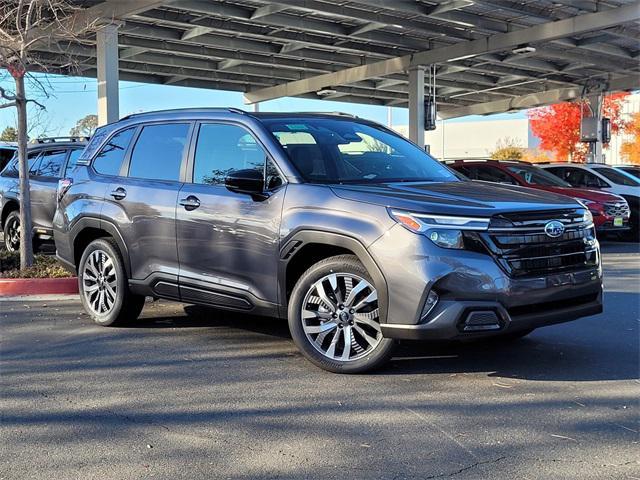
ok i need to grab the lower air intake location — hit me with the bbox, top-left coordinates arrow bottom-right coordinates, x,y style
462,311 -> 502,332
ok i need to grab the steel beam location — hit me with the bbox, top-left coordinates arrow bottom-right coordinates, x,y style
244,2 -> 640,103
439,74 -> 640,119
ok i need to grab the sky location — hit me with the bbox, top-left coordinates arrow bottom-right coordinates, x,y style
0,71 -> 526,137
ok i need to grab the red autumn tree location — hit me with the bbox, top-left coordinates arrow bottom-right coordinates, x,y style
621,112 -> 640,165
527,92 -> 630,163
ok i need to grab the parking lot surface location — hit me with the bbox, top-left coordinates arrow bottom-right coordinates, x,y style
1,243 -> 638,480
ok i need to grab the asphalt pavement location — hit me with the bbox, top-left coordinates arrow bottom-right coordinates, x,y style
1,242 -> 638,480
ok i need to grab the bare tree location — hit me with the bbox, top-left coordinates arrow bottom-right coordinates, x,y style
0,1 -> 96,269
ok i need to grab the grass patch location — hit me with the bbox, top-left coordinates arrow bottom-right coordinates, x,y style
0,250 -> 72,279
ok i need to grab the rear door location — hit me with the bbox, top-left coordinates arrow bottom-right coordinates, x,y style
107,122 -> 192,285
28,148 -> 68,231
176,122 -> 286,308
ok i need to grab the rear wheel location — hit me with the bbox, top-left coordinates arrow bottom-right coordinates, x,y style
288,255 -> 394,373
78,238 -> 145,326
3,210 -> 20,252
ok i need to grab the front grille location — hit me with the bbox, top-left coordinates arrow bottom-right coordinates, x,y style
481,209 -> 599,278
603,201 -> 630,218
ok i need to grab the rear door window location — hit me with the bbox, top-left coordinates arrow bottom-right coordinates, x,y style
93,127 -> 136,176
128,123 -> 190,182
32,149 -> 67,177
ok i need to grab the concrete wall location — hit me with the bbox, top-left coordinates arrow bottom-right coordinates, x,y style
394,118 -> 535,160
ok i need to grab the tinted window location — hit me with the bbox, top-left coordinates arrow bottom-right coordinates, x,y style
507,165 -> 570,187
93,127 -> 136,176
618,166 -> 640,179
592,167 -> 640,186
128,123 -> 190,181
555,167 -> 609,188
193,124 -> 266,185
31,150 -> 67,177
265,118 -> 457,184
64,149 -> 84,177
463,165 -> 517,184
0,148 -> 15,171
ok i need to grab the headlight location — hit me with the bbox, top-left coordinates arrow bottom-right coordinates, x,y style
573,200 -> 595,223
389,209 -> 489,249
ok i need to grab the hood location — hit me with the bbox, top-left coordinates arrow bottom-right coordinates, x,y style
530,185 -> 624,204
330,180 -> 582,217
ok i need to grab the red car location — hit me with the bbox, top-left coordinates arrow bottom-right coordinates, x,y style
447,160 -> 631,233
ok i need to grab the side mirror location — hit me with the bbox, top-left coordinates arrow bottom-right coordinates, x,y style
225,168 -> 264,195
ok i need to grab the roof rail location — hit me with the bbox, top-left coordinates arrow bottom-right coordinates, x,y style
300,111 -> 358,118
443,158 -> 530,164
121,107 -> 247,121
30,136 -> 88,144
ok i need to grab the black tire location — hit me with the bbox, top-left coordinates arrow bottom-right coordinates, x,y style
3,210 -> 20,252
288,254 -> 394,373
78,238 -> 145,326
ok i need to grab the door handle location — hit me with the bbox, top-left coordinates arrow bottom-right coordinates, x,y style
179,195 -> 201,211
110,187 -> 127,200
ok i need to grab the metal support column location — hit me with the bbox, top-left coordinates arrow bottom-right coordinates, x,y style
96,24 -> 120,126
586,93 -> 604,164
408,66 -> 426,148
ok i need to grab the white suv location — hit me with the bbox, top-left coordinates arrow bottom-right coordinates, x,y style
541,163 -> 639,238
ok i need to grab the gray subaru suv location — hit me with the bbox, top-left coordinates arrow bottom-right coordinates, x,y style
53,109 -> 603,373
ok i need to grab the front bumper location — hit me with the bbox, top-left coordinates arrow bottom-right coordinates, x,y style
380,289 -> 602,340
369,224 -> 603,341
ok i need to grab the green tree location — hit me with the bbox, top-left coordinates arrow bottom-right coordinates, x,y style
69,114 -> 98,137
0,126 -> 17,141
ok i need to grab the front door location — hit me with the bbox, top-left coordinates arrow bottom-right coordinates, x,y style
176,122 -> 286,309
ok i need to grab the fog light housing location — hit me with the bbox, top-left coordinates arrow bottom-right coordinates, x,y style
420,290 -> 439,321
428,229 -> 464,249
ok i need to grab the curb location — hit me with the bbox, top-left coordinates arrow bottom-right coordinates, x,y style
0,277 -> 79,297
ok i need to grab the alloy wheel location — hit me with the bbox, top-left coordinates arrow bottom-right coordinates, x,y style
82,249 -> 118,315
301,273 -> 382,362
5,216 -> 20,252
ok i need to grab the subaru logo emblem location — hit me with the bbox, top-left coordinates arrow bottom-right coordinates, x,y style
544,220 -> 565,238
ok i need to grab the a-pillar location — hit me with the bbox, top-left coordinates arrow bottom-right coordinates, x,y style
408,65 -> 426,148
96,24 -> 120,126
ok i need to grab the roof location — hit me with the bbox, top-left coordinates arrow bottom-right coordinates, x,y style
36,1 -> 640,118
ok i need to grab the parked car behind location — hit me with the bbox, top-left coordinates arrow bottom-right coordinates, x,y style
540,163 -> 640,238
0,142 -> 17,172
447,159 -> 631,234
614,165 -> 640,180
0,137 -> 86,252
54,109 -> 602,373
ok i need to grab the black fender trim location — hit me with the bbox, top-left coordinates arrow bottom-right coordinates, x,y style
279,230 -> 389,323
69,217 -> 132,278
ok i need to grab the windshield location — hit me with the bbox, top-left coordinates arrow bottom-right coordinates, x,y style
593,167 -> 640,186
263,117 -> 458,184
507,165 -> 571,187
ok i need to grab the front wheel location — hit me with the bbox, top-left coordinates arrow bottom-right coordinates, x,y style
78,238 -> 145,326
288,255 -> 394,373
